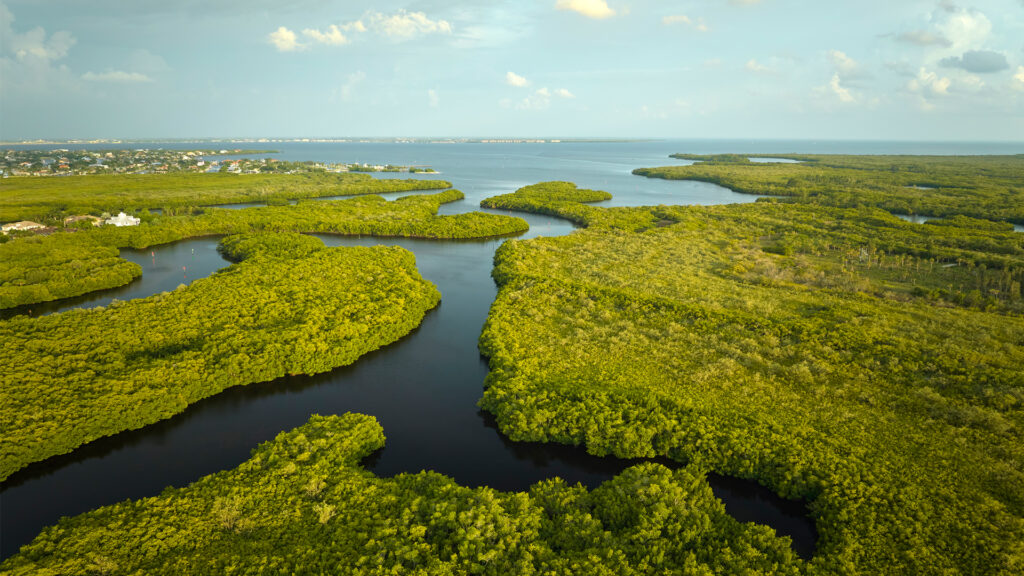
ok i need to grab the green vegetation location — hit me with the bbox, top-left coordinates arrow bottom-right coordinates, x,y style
1,413 -> 804,575
0,233 -> 441,480
481,180 -> 612,217
0,190 -> 527,309
477,183 -> 1024,574
0,171 -> 451,223
0,236 -> 141,309
671,153 -> 754,164
633,154 -> 1024,224
217,232 -> 326,262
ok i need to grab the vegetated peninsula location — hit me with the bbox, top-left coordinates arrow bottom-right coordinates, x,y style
0,171 -> 450,223
633,153 -> 1024,225
0,190 -> 528,309
1,413 -> 804,574
478,181 -> 1023,574
0,233 -> 442,480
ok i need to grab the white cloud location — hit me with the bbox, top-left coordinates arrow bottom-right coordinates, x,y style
81,70 -> 153,83
1,3 -> 75,62
907,67 -> 951,109
269,12 -> 449,51
268,26 -> 304,52
555,0 -> 616,20
745,59 -> 772,73
829,73 -> 855,103
506,71 -> 529,87
303,25 -> 351,46
662,14 -> 708,32
507,86 -> 575,110
938,8 -> 991,53
827,50 -> 859,76
428,88 -> 439,107
1013,66 -> 1024,91
371,10 -> 451,38
0,3 -> 80,96
516,88 -> 551,110
909,67 -> 951,95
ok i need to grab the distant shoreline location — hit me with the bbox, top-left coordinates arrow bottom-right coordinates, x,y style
1,138 -> 657,146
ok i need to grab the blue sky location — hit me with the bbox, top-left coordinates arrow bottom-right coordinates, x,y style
1,0 -> 1023,140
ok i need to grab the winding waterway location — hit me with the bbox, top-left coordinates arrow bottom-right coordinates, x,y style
2,143 -> 822,560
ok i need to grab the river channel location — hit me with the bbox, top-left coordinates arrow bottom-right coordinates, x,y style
1,159 -> 818,561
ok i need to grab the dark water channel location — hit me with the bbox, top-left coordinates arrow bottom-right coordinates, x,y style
1,196 -> 817,562
1,212 -> 817,561
0,237 -> 230,320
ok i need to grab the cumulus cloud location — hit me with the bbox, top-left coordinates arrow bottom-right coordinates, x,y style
504,85 -> 575,110
268,26 -> 303,51
81,70 -> 153,83
896,30 -> 951,47
515,88 -> 552,110
662,14 -> 708,32
907,67 -> 951,109
745,59 -> 772,73
1,2 -> 75,61
827,50 -> 860,76
555,0 -> 616,20
0,2 -> 80,96
302,24 -> 356,46
939,50 -> 1009,74
1014,66 -> 1024,91
371,10 -> 451,38
270,11 -> 447,52
506,71 -> 529,87
828,73 -> 855,103
913,68 -> 951,95
938,8 -> 991,53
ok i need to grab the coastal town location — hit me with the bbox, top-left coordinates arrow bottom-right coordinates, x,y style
1,211 -> 139,237
0,148 -> 437,177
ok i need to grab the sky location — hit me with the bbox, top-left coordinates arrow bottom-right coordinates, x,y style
1,0 -> 1023,140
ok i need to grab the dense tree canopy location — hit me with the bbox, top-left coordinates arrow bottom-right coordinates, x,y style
0,171 -> 450,223
0,190 -> 527,309
477,182 -> 1024,574
0,233 -> 441,480
4,154 -> 1022,574
1,413 -> 804,575
633,154 -> 1024,224
0,236 -> 141,309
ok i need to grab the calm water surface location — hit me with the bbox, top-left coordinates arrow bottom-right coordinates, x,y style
0,238 -> 229,320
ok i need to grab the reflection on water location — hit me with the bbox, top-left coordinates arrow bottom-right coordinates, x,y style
0,237 -> 229,320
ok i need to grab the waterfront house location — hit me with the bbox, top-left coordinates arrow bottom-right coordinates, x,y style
1,221 -> 45,234
106,212 -> 141,227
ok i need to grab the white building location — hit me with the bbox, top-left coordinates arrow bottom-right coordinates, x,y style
106,212 -> 141,227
